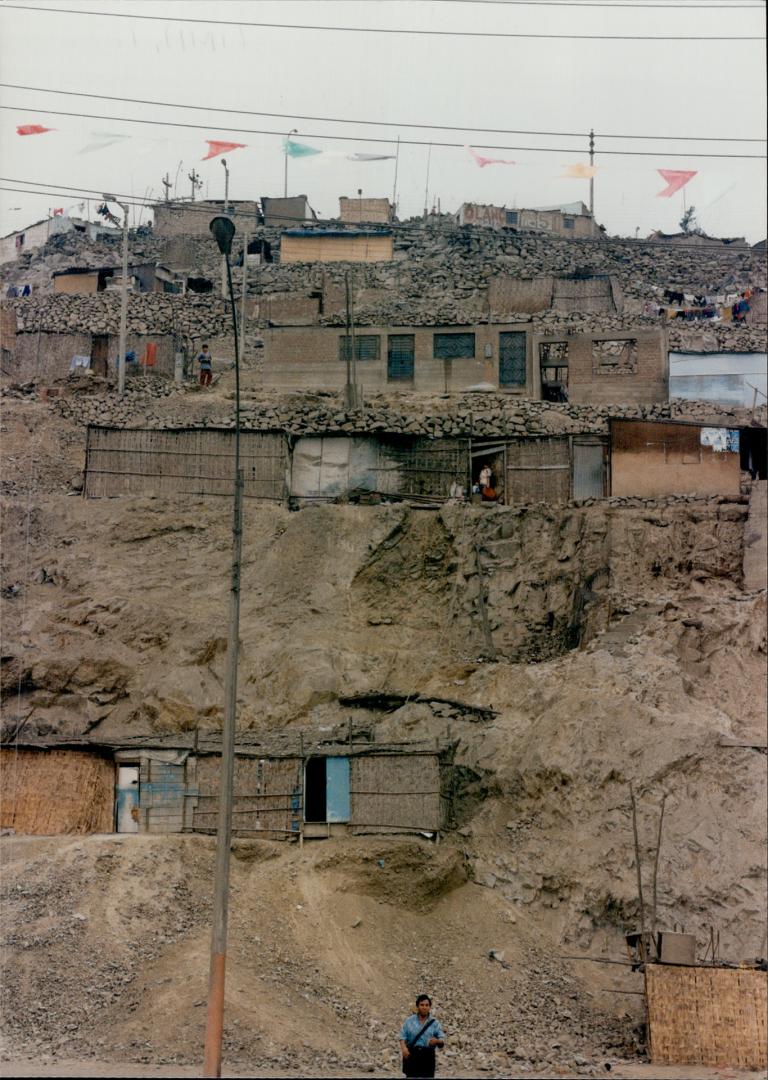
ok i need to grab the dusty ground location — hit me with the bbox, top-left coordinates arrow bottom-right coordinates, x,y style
1,386 -> 766,1077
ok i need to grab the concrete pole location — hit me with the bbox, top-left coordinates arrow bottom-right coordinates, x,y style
589,129 -> 595,218
203,247 -> 243,1080
239,233 -> 248,361
117,202 -> 129,398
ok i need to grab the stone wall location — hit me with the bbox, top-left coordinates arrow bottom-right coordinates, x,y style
45,380 -> 767,440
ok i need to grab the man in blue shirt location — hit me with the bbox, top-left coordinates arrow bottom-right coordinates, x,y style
399,993 -> 445,1078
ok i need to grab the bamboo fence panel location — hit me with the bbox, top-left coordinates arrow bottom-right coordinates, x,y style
0,748 -> 114,834
646,964 -> 768,1070
191,755 -> 300,839
350,754 -> 441,833
84,427 -> 288,500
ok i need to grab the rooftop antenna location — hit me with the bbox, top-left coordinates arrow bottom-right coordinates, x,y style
173,160 -> 183,199
162,173 -> 172,202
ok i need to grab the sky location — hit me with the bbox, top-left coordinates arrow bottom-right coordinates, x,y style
0,0 -> 766,242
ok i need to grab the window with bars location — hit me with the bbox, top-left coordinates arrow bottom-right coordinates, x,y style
499,331 -> 527,387
433,333 -> 475,360
339,335 -> 381,362
506,211 -> 519,226
387,334 -> 415,381
563,217 -> 575,229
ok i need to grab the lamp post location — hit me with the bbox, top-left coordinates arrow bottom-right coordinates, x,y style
220,159 -> 230,298
284,128 -> 297,198
203,215 -> 243,1080
103,194 -> 129,397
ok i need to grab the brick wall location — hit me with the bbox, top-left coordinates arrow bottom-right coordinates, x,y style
339,197 -> 392,224
7,331 -> 176,382
262,322 -> 534,394
534,328 -> 667,404
152,201 -> 260,239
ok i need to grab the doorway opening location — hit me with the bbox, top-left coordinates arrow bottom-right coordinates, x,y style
304,757 -> 327,822
115,763 -> 139,833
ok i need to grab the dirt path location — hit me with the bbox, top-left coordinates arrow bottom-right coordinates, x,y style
2,1057 -> 758,1079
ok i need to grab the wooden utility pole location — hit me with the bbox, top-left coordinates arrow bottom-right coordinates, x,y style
203,217 -> 243,1080
188,169 -> 202,201
589,129 -> 595,217
162,173 -> 172,202
344,271 -> 360,410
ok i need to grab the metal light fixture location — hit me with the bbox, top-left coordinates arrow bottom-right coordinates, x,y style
209,215 -> 235,257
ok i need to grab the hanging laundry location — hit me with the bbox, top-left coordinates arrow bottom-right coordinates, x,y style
656,169 -> 697,197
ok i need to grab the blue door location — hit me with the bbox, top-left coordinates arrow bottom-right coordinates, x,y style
325,757 -> 350,822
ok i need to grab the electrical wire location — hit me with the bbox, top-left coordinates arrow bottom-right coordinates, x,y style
3,106 -> 766,159
3,83 -> 764,144
1,4 -> 764,40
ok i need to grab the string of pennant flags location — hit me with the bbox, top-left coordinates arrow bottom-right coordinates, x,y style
17,123 -> 698,197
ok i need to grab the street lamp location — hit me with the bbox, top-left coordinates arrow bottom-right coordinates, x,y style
203,214 -> 243,1080
103,193 -> 129,397
284,128 -> 297,198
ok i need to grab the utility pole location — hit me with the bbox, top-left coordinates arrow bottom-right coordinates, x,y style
104,194 -> 129,398
162,173 -> 172,202
284,128 -> 298,198
589,129 -> 595,217
203,215 -> 243,1080
188,169 -> 202,201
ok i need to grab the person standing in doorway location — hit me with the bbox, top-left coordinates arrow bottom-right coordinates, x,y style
399,994 -> 445,1078
198,343 -> 213,386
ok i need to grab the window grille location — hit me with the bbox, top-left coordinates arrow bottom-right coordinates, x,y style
339,335 -> 381,362
433,333 -> 475,360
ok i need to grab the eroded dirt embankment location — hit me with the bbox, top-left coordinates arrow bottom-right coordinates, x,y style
1,455 -> 765,1073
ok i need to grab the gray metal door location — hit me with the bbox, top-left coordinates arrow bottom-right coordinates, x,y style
572,441 -> 604,500
499,331 -> 527,387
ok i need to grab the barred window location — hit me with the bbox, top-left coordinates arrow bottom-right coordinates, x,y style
563,217 -> 575,229
506,211 -> 519,226
433,333 -> 475,360
339,335 -> 381,362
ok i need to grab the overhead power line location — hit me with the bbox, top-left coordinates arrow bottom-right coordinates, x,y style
2,105 -> 766,159
434,1 -> 763,6
1,4 -> 764,40
3,83 -> 765,144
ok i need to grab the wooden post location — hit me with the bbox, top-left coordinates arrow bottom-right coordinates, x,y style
629,781 -> 648,962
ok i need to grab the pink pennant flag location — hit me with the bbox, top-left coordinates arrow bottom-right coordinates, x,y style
467,146 -> 515,168
52,208 -> 64,217
561,163 -> 597,179
656,169 -> 697,198
202,139 -> 246,161
17,124 -> 55,136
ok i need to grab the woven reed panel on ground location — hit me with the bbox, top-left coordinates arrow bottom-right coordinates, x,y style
0,748 -> 114,834
646,964 -> 768,1069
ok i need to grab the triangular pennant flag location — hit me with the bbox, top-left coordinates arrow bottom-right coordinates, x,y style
656,169 -> 697,197
202,139 -> 246,161
347,153 -> 396,162
284,138 -> 322,158
467,146 -> 515,168
79,132 -> 130,154
561,163 -> 597,179
52,208 -> 64,217
17,124 -> 55,135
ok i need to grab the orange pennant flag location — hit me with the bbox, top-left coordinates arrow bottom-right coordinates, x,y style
202,140 -> 246,160
561,163 -> 597,179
